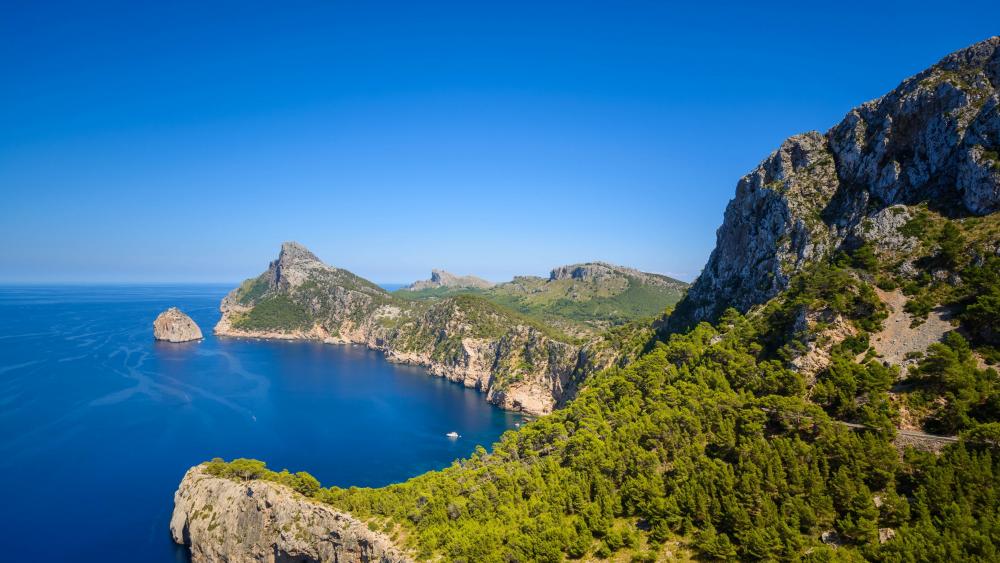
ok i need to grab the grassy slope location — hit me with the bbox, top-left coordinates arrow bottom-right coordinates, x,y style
394,272 -> 687,335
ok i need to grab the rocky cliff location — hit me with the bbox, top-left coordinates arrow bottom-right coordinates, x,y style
171,465 -> 408,563
403,269 -> 495,291
215,242 -> 613,415
549,261 -> 684,290
673,36 -> 1000,328
153,307 -> 203,342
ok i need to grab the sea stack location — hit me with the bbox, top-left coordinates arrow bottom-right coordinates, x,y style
153,307 -> 203,342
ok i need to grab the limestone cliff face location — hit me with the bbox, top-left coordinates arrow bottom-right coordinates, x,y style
674,36 -> 1000,328
404,269 -> 495,291
549,262 -> 686,290
153,307 -> 203,342
171,466 -> 408,563
215,243 -> 605,415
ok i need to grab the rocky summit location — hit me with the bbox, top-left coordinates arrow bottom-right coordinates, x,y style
672,36 -> 1000,329
153,307 -> 203,342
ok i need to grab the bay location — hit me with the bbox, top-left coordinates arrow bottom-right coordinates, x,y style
0,285 -> 520,562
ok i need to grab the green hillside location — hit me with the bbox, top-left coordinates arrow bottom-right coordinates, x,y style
395,265 -> 688,335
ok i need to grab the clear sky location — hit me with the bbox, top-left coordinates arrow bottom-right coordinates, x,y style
2,1 -> 998,284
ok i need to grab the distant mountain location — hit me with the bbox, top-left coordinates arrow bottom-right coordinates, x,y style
215,242 -> 658,414
402,269 -> 495,291
397,261 -> 688,336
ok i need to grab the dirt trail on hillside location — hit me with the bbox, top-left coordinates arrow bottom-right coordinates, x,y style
871,289 -> 954,367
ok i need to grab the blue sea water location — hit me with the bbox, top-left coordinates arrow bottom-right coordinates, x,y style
0,285 -> 521,562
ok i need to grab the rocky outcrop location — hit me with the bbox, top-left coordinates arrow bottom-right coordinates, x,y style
153,307 -> 203,342
549,262 -> 686,290
550,262 -> 623,283
788,308 -> 858,382
673,36 -> 1000,328
171,465 -> 408,563
215,243 -> 606,415
403,269 -> 494,291
265,241 -> 331,290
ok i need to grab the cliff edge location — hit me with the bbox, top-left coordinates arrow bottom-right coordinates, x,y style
171,465 -> 408,563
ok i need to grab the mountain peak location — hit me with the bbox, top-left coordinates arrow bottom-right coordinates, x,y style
279,241 -> 321,264
270,242 -> 330,289
671,36 -> 1000,329
934,35 -> 999,73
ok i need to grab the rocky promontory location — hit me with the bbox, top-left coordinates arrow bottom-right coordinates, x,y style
153,307 -> 203,342
214,243 -> 596,415
213,243 -> 682,414
171,465 -> 408,563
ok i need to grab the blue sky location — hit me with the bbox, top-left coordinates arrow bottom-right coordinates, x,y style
2,1 -> 998,283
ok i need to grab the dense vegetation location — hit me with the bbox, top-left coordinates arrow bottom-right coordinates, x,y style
209,254 -> 1000,561
207,322 -> 997,561
904,332 -> 1000,434
231,294 -> 312,331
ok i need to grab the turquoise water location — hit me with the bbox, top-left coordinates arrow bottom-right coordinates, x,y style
0,285 -> 521,562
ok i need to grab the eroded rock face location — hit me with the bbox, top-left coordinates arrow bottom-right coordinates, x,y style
673,36 -> 1000,328
677,132 -> 840,324
153,307 -> 203,342
171,465 -> 409,563
269,241 -> 332,291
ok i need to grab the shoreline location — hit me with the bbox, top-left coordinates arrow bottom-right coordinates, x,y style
213,323 -> 554,416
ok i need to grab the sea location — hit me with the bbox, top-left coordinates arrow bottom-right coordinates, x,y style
0,284 -> 521,561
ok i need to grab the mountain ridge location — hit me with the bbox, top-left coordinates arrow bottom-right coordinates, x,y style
396,260 -> 687,334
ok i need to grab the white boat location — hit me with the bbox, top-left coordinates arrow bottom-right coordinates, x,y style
446,431 -> 459,438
